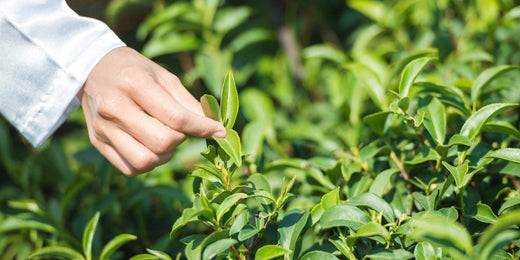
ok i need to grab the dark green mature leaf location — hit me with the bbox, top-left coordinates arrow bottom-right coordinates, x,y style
410,213 -> 473,255
254,245 -> 291,260
29,246 -> 85,260
0,214 -> 56,234
200,94 -> 222,123
355,222 -> 391,243
237,224 -> 259,241
100,234 -> 138,260
471,65 -> 520,110
365,249 -> 414,260
299,250 -> 339,260
220,71 -> 239,128
318,204 -> 370,231
214,129 -> 242,166
202,238 -> 237,260
420,97 -> 446,145
460,103 -> 518,141
278,209 -> 310,259
399,57 -> 436,97
347,193 -> 395,222
364,111 -> 392,135
405,147 -> 441,165
483,121 -> 520,139
369,169 -> 399,196
83,212 -> 100,260
487,148 -> 520,164
412,189 -> 439,211
442,161 -> 468,190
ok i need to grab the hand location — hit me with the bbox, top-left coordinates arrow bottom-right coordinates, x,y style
78,47 -> 227,176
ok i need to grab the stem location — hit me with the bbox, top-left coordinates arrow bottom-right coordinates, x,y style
337,227 -> 357,260
390,150 -> 409,180
459,190 -> 466,226
509,175 -> 520,192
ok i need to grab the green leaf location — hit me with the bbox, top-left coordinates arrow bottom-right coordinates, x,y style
129,254 -> 159,260
442,161 -> 468,190
83,212 -> 100,260
200,94 -> 222,123
399,57 -> 436,97
347,62 -> 386,109
321,188 -> 340,210
405,147 -> 441,165
213,6 -> 251,34
214,129 -> 242,166
318,204 -> 370,231
471,65 -> 520,110
237,224 -> 259,241
202,238 -> 237,260
460,103 -> 518,141
487,148 -> 520,164
356,222 -> 391,243
365,249 -> 414,260
141,33 -> 200,58
483,121 -> 520,139
414,242 -> 436,260
299,250 -> 339,260
369,169 -> 399,196
278,209 -> 310,259
229,210 -> 249,236
220,71 -> 239,128
29,246 -> 85,260
412,189 -> 439,211
363,111 -> 392,135
420,97 -> 446,145
498,196 -> 520,215
216,193 -> 247,223
146,248 -> 172,260
347,193 -> 395,223
477,209 -> 520,259
100,234 -> 138,260
473,203 -> 498,224
303,44 -> 348,64
254,245 -> 292,260
0,214 -> 56,234
410,213 -> 473,255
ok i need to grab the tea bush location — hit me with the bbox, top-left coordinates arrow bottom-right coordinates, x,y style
3,0 -> 520,259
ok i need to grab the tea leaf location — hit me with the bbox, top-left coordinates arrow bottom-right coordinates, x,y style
0,214 -> 56,234
229,210 -> 248,236
146,248 -> 172,260
473,203 -> 498,224
220,71 -> 239,128
442,161 -> 468,190
414,242 -> 436,260
318,204 -> 370,231
83,212 -> 100,260
412,189 -> 439,211
202,238 -> 237,260
200,94 -> 222,123
498,196 -> 520,215
254,245 -> 292,260
477,209 -> 520,259
355,222 -> 391,243
347,192 -> 395,222
399,57 -> 436,97
369,168 -> 399,196
214,128 -> 242,166
29,246 -> 85,260
321,188 -> 340,210
471,65 -> 520,111
303,44 -> 348,65
460,103 -> 518,141
216,193 -> 247,222
278,209 -> 310,258
365,249 -> 414,260
486,148 -> 520,164
299,250 -> 339,260
100,234 -> 138,260
483,121 -> 520,139
237,224 -> 259,241
420,97 -> 446,145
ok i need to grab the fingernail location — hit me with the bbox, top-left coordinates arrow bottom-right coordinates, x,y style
213,129 -> 227,139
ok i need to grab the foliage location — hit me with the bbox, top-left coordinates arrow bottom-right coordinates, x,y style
3,0 -> 520,259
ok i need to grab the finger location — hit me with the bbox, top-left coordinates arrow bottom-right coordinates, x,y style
158,73 -> 205,116
130,75 -> 227,139
100,97 -> 187,154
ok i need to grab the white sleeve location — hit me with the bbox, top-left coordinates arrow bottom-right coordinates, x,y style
0,0 -> 126,147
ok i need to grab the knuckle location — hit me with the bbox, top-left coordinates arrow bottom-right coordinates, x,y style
131,151 -> 159,172
97,99 -> 119,119
166,111 -> 187,130
153,132 -> 185,153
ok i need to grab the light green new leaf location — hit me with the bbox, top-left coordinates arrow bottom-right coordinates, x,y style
254,245 -> 292,260
303,44 -> 348,65
420,97 -> 446,145
487,148 -> 520,164
202,238 -> 237,260
229,210 -> 248,236
278,209 -> 310,259
213,6 -> 251,34
356,222 -> 391,243
414,242 -> 436,260
100,234 -> 138,260
483,121 -> 520,139
0,214 -> 56,234
399,57 -> 436,97
220,71 -> 239,128
200,94 -> 222,123
412,189 -> 439,211
146,248 -> 172,260
321,188 -> 340,210
460,103 -> 518,141
365,249 -> 414,260
214,128 -> 242,166
442,161 -> 468,190
369,169 -> 399,196
129,254 -> 161,260
477,209 -> 520,259
299,250 -> 339,260
410,213 -> 473,255
498,196 -> 520,215
471,65 -> 520,111
347,193 -> 395,222
216,193 -> 247,222
318,204 -> 370,231
29,246 -> 85,260
83,212 -> 100,260
473,203 -> 498,224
